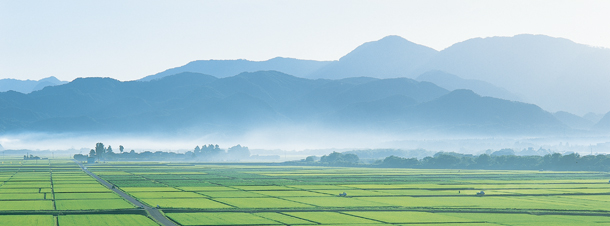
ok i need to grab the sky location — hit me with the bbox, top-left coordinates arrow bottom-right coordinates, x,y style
1,0 -> 609,81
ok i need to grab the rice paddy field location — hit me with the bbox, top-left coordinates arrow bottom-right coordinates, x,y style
4,159 -> 610,225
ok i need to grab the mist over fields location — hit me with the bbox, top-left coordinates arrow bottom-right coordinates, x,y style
1,34 -> 610,157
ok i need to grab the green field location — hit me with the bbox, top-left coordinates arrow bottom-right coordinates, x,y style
0,200 -> 54,210
0,215 -> 54,226
3,159 -> 610,225
140,198 -> 232,209
283,211 -> 381,224
58,214 -> 158,226
166,212 -> 281,225
55,199 -> 134,210
89,162 -> 610,225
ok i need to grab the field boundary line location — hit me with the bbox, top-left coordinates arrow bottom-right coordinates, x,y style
72,160 -> 179,226
159,206 -> 610,217
0,209 -> 147,216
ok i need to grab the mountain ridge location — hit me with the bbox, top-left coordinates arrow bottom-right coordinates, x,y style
0,71 -> 569,136
137,34 -> 610,115
0,76 -> 67,94
416,70 -> 522,101
140,57 -> 331,81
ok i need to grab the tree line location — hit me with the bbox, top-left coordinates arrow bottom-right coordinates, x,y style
293,151 -> 610,171
380,152 -> 610,171
74,143 -> 251,162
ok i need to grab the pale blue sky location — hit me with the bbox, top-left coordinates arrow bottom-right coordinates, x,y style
1,0 -> 609,81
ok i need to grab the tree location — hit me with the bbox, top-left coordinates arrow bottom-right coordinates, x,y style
475,154 -> 492,167
435,154 -> 460,167
194,146 -> 201,154
320,152 -> 359,164
89,149 -> 95,157
305,156 -> 317,162
107,145 -> 113,154
95,143 -> 105,160
382,155 -> 418,167
320,152 -> 343,163
119,145 -> 124,153
74,154 -> 87,161
342,153 -> 359,163
228,145 -> 250,160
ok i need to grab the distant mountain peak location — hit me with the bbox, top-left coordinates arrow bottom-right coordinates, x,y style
360,35 -> 414,48
339,35 -> 436,62
234,70 -> 295,79
0,76 -> 67,94
593,111 -> 610,131
418,33 -> 610,115
39,76 -> 61,83
308,35 -> 438,79
139,57 -> 331,81
444,89 -> 480,98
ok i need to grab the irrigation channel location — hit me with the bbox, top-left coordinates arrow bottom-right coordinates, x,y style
73,160 -> 179,226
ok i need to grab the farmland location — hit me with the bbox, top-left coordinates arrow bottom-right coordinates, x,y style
3,160 -> 610,225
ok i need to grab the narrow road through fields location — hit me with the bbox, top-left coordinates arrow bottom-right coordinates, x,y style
73,160 -> 179,226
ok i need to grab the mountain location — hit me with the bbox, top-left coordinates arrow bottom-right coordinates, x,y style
142,36 -> 437,81
413,90 -> 560,128
583,112 -> 604,124
297,77 -> 449,121
0,76 -> 67,93
308,35 -> 438,79
320,78 -> 448,108
593,111 -> 610,131
331,89 -> 565,134
553,111 -> 595,130
416,34 -> 610,115
140,57 -> 330,81
416,70 -> 521,101
137,34 -> 610,115
0,71 -> 568,135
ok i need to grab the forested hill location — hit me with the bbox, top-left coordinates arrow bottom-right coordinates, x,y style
0,71 -> 566,135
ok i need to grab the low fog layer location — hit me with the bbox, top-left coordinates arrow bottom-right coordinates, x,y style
3,126 -> 610,160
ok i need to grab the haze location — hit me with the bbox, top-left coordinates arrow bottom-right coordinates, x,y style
1,0 -> 609,81
1,1 -> 609,159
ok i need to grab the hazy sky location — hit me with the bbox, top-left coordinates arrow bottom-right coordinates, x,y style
1,0 -> 609,81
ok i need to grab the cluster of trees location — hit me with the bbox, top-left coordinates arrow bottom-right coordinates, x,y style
74,142 -> 174,161
23,154 -> 41,160
189,144 -> 250,161
74,143 -> 251,162
381,152 -> 610,171
86,143 -> 129,160
302,152 -> 359,165
292,150 -> 610,172
342,149 -> 432,160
